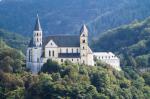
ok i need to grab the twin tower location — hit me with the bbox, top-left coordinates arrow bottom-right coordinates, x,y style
27,14 -> 93,74
33,14 -> 89,47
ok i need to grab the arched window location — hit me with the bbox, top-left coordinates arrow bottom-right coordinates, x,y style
49,50 -> 51,56
53,51 -> 54,57
72,49 -> 73,53
29,50 -> 31,62
83,40 -> 85,43
37,38 -> 39,42
72,59 -> 73,61
29,49 -> 32,62
77,49 -> 79,53
66,49 -> 68,53
37,33 -> 38,36
60,49 -> 62,53
37,58 -> 40,62
83,60 -> 85,64
61,59 -> 63,62
83,46 -> 85,50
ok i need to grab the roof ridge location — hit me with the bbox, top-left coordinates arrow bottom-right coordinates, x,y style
43,34 -> 79,37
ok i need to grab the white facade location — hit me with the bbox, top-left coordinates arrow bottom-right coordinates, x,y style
26,15 -> 121,74
93,52 -> 121,71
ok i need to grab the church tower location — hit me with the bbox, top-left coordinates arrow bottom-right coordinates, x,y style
33,14 -> 42,47
26,14 -> 43,74
80,24 -> 88,65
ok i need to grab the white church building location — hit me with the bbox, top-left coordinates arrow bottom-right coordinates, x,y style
26,15 -> 121,74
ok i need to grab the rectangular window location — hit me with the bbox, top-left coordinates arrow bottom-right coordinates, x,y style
61,59 -> 63,62
72,49 -> 73,53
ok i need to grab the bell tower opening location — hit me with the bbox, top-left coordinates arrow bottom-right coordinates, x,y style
33,14 -> 43,47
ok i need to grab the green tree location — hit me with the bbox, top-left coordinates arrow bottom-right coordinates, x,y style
41,59 -> 60,74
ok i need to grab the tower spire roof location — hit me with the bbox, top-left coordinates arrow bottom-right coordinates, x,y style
34,14 -> 42,31
80,24 -> 88,35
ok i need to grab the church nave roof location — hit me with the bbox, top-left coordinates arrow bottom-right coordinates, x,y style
43,35 -> 80,47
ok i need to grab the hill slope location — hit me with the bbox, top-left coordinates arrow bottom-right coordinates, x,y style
0,39 -> 25,73
92,17 -> 150,67
0,29 -> 29,53
1,58 -> 150,98
1,0 -> 150,37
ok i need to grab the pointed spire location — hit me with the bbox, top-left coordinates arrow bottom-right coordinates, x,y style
34,14 -> 42,31
80,24 -> 88,35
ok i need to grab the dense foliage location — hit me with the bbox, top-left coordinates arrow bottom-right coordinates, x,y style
1,0 -> 150,37
0,46 -> 150,99
0,39 -> 25,73
92,17 -> 150,68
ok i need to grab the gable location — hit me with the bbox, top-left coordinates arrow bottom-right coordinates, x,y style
45,40 -> 57,48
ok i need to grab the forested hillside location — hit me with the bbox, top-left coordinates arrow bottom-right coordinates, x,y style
0,42 -> 150,98
1,0 -> 150,37
92,17 -> 150,68
0,29 -> 29,53
0,39 -> 25,73
0,27 -> 150,99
